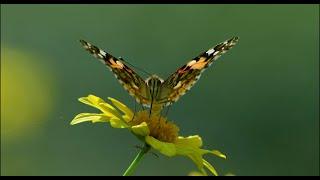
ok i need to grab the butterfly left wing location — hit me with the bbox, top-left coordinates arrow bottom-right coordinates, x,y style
80,40 -> 151,106
157,37 -> 239,105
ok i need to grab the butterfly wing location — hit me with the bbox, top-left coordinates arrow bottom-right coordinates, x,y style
80,40 -> 151,105
158,37 -> 239,105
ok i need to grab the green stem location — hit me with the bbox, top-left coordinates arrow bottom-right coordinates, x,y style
122,144 -> 150,176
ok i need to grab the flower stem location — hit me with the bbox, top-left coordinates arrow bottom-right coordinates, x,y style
123,144 -> 150,176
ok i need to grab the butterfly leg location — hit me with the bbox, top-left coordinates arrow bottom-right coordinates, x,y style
140,104 -> 145,111
129,99 -> 137,122
149,102 -> 153,118
157,107 -> 164,122
164,104 -> 172,124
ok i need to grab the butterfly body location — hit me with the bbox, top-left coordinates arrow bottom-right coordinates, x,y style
80,37 -> 239,110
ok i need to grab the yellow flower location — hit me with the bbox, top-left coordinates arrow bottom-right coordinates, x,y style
189,171 -> 235,176
71,94 -> 226,176
188,171 -> 206,176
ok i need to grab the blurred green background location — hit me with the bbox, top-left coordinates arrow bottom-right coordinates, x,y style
1,4 -> 319,176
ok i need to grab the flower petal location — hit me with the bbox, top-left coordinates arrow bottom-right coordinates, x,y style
98,102 -> 123,120
186,154 -> 206,174
70,113 -> 111,125
78,94 -> 105,108
200,149 -> 227,160
131,122 -> 150,137
108,97 -> 133,121
78,95 -> 123,119
176,135 -> 202,148
109,117 -> 129,128
145,136 -> 176,157
203,159 -> 218,176
188,171 -> 205,176
175,136 -> 203,156
173,135 -> 224,176
211,150 -> 227,159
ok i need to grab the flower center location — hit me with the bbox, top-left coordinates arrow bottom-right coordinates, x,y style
128,110 -> 179,143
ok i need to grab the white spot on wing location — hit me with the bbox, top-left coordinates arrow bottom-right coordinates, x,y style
206,48 -> 215,55
99,50 -> 106,56
173,81 -> 182,89
187,60 -> 197,66
83,42 -> 91,49
97,54 -> 104,59
132,83 -> 139,90
116,61 -> 124,68
135,98 -> 141,103
213,51 -> 219,56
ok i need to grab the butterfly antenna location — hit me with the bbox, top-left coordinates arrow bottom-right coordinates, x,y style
119,57 -> 152,77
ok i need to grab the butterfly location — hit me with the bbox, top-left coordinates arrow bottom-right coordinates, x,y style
80,37 -> 239,111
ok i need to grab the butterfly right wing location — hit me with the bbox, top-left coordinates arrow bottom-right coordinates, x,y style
80,40 -> 151,106
158,37 -> 239,105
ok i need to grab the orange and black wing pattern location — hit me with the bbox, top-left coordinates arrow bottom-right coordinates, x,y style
158,37 -> 239,105
80,40 -> 151,105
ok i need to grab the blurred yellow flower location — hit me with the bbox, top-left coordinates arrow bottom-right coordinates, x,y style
189,171 -> 235,176
71,94 -> 226,176
1,47 -> 56,140
188,171 -> 205,176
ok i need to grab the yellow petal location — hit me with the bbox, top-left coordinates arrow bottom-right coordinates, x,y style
186,154 -> 205,174
131,122 -> 150,137
225,173 -> 236,176
175,136 -> 203,156
109,117 -> 129,128
200,149 -> 227,160
108,97 -> 134,121
203,159 -> 218,176
174,135 -> 224,176
78,95 -> 109,112
98,102 -> 123,120
78,95 -> 122,119
70,113 -> 111,125
74,95 -> 131,129
211,150 -> 227,159
78,94 -> 105,108
188,171 -> 205,176
176,135 -> 202,147
145,136 -> 176,157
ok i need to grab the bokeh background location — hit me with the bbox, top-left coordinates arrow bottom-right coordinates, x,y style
1,4 -> 319,176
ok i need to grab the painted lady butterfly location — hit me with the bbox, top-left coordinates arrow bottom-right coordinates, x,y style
80,37 -> 239,110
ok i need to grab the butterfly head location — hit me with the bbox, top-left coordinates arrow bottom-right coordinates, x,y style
146,75 -> 164,88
